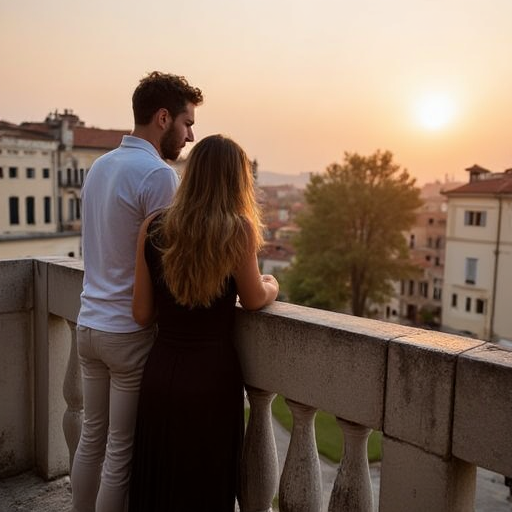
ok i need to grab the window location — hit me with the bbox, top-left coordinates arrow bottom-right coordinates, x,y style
476,299 -> 486,314
425,255 -> 431,262
451,293 -> 458,307
427,237 -> 433,248
465,297 -> 472,312
68,197 -> 81,221
26,197 -> 35,224
0,167 -> 3,178
43,168 -> 50,179
435,237 -> 443,249
9,167 -> 18,178
428,218 -> 434,225
433,288 -> 442,301
435,257 -> 441,266
465,258 -> 477,285
44,197 -> 51,223
400,280 -> 405,296
9,197 -> 19,224
26,167 -> 35,178
409,234 -> 415,249
464,210 -> 486,227
419,282 -> 429,298
68,198 -> 75,221
408,280 -> 415,296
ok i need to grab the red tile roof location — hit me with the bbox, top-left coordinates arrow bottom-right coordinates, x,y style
0,122 -> 55,141
73,126 -> 129,149
10,118 -> 129,149
19,122 -> 53,135
445,174 -> 512,196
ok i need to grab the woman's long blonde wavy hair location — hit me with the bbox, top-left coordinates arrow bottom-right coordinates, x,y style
155,134 -> 263,308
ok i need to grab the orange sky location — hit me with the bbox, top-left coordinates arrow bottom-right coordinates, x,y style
1,0 -> 511,185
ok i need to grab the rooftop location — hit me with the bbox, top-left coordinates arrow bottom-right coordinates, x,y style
72,126 -> 128,150
446,173 -> 512,196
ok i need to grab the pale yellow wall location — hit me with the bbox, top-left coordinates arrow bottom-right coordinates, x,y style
61,147 -> 105,171
492,199 -> 512,340
442,195 -> 512,340
0,235 -> 81,259
443,240 -> 492,339
0,136 -> 58,233
446,196 -> 512,244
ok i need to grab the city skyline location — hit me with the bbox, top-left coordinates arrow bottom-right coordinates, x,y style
1,0 -> 511,185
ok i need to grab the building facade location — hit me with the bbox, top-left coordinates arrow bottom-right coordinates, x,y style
0,111 -> 128,259
381,181 -> 461,326
257,184 -> 304,276
0,122 -> 58,234
442,165 -> 512,342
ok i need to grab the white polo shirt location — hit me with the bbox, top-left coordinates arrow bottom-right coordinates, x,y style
78,135 -> 178,332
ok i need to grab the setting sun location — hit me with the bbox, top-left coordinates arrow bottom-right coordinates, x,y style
415,93 -> 457,131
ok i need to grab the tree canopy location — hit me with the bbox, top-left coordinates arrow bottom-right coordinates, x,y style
284,150 -> 422,317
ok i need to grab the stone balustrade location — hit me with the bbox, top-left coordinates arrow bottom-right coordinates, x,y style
1,257 -> 512,511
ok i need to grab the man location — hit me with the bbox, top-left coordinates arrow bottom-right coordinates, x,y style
71,72 -> 203,512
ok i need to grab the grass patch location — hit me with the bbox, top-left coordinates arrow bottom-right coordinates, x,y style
271,395 -> 382,463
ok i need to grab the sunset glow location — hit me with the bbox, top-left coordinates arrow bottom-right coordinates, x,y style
1,0 -> 511,185
416,94 -> 457,131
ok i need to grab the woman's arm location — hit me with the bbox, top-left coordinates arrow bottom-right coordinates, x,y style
132,215 -> 158,326
234,226 -> 279,310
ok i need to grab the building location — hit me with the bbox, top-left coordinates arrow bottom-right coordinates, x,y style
22,110 -> 128,232
258,241 -> 295,275
0,111 -> 128,259
383,181 -> 461,326
257,185 -> 304,277
0,121 -> 58,234
442,165 -> 512,342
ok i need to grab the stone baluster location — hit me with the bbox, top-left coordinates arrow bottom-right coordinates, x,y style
63,320 -> 83,473
240,386 -> 279,512
279,399 -> 322,512
328,418 -> 373,512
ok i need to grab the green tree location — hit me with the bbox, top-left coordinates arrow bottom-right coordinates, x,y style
285,150 -> 422,316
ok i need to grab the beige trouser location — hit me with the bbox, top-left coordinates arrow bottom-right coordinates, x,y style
71,324 -> 155,512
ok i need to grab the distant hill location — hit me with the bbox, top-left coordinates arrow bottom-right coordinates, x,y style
257,171 -> 313,188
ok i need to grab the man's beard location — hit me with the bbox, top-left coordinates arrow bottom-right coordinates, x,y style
160,123 -> 182,161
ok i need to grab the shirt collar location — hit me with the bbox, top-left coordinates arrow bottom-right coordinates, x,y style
120,135 -> 161,159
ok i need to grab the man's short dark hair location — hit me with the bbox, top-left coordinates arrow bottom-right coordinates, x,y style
132,71 -> 203,125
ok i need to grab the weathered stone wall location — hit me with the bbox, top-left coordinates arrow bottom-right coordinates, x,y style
0,259 -> 34,478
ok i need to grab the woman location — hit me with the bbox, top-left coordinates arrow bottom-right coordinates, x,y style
128,134 -> 279,512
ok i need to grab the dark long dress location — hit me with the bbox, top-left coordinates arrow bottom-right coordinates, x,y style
129,222 -> 245,512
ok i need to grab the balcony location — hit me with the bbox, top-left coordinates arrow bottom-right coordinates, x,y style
1,258 -> 512,511
58,173 -> 83,189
